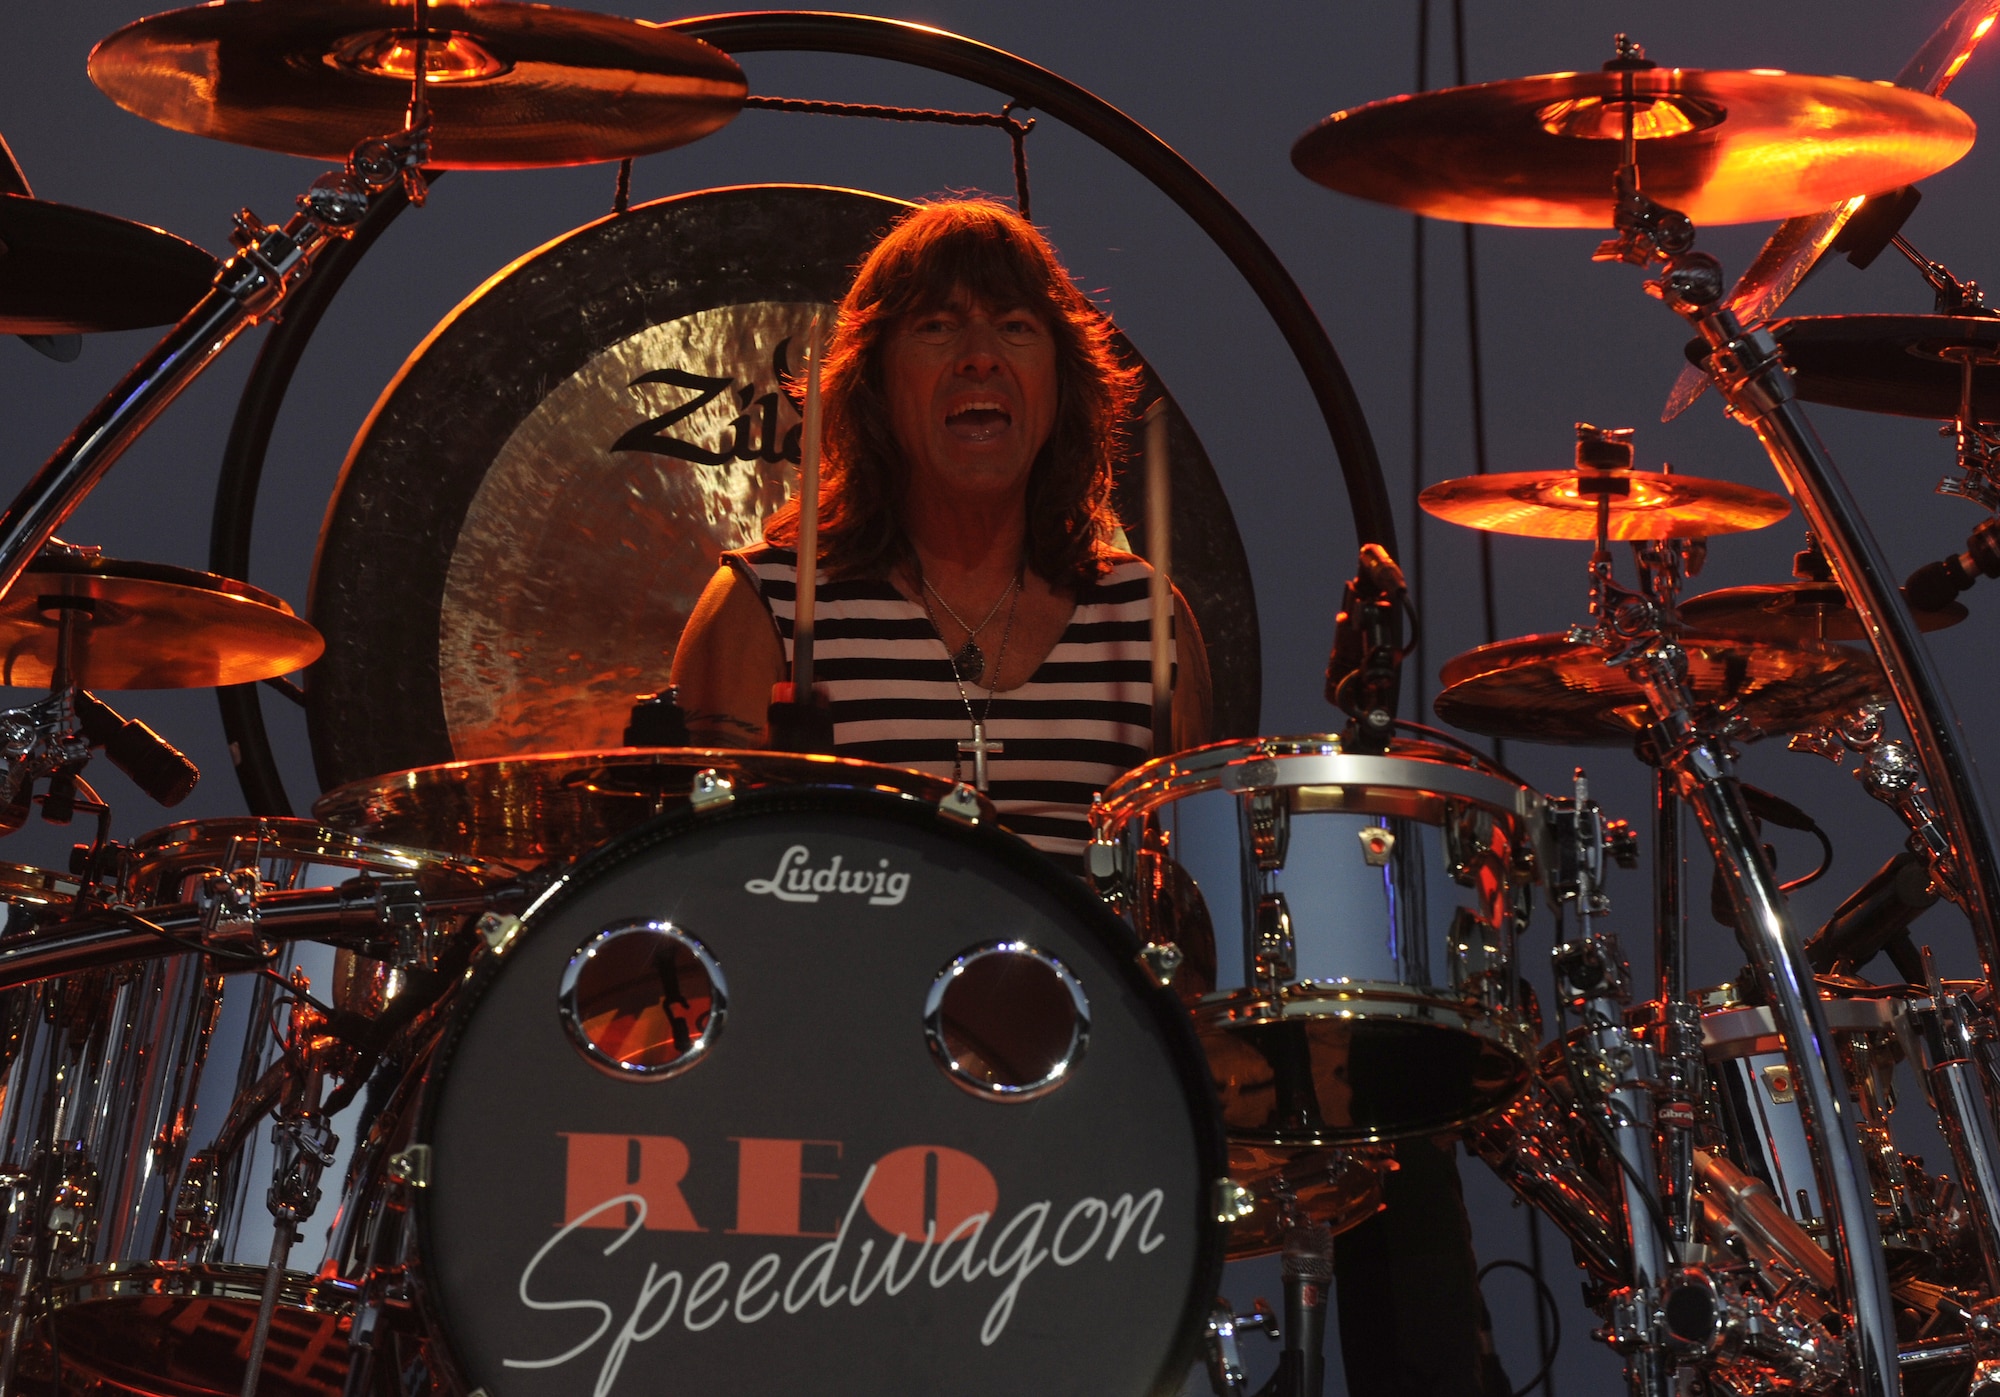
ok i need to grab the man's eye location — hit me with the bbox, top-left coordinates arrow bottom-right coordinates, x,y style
998,317 -> 1043,343
909,316 -> 956,341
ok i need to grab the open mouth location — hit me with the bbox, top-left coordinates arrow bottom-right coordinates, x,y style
946,400 -> 1012,442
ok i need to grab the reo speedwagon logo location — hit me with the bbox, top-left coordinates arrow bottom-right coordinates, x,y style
508,1132 -> 1169,1390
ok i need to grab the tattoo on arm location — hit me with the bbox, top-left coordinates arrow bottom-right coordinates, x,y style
684,710 -> 763,740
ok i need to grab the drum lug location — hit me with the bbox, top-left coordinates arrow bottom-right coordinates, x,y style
1136,940 -> 1183,988
1253,892 -> 1295,989
476,910 -> 521,954
1203,1294 -> 1279,1396
386,1144 -> 431,1189
688,767 -> 735,812
1245,788 -> 1289,872
1212,1176 -> 1257,1224
937,782 -> 982,825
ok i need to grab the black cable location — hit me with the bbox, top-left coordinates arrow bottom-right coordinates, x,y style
1477,1258 -> 1563,1397
1394,718 -> 1533,788
1456,0 -> 1504,768
612,157 -> 632,215
1408,0 -> 1430,721
1779,822 -> 1836,894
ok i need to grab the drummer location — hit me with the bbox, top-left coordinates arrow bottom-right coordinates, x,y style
675,197 -> 1510,1397
671,197 -> 1210,865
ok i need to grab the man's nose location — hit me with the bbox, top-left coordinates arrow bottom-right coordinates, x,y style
955,320 -> 1005,369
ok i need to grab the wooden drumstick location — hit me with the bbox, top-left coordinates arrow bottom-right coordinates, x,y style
1144,398 -> 1172,754
793,311 -> 824,702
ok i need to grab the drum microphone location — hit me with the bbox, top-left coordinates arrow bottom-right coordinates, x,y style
72,689 -> 200,807
1806,849 -> 1937,983
1324,544 -> 1408,755
1905,512 -> 2000,612
1278,1220 -> 1334,1397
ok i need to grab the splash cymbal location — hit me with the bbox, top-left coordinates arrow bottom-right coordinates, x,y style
1679,581 -> 1966,645
0,554 -> 321,691
88,2 -> 745,169
1419,469 -> 1790,540
1434,632 -> 1884,744
1293,66 -> 1974,228
0,195 -> 216,336
312,749 -> 985,870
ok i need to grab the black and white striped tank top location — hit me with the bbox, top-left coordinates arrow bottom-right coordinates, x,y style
726,543 -> 1167,861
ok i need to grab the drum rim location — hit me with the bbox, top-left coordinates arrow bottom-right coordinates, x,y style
123,813 -> 513,887
1095,734 -> 1543,827
401,776 -> 1229,1396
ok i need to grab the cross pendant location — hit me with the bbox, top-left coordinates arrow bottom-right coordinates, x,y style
957,723 -> 1005,793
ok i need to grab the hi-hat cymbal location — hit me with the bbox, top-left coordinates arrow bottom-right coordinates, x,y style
1679,580 -> 1966,645
1745,315 -> 2000,421
88,2 -> 746,169
313,750 -> 988,870
1419,469 -> 1790,540
1293,67 -> 1974,228
0,554 -> 322,690
1434,632 -> 1884,744
0,195 -> 216,335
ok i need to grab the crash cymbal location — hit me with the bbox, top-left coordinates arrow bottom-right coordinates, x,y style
1293,66 -> 1973,228
312,749 -> 985,870
1737,315 -> 2000,421
1433,633 -> 1884,744
0,195 -> 216,336
1419,469 -> 1790,540
0,554 -> 322,690
1662,0 -> 2000,421
1679,580 -> 1966,645
88,2 -> 745,168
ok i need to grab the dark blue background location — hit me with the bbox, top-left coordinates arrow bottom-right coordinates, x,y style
6,3 -> 1998,1391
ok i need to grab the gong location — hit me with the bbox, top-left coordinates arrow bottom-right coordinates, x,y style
308,184 -> 1261,790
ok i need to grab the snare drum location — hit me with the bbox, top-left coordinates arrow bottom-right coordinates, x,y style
1092,737 -> 1542,1143
333,780 -> 1226,1396
0,819 -> 510,1397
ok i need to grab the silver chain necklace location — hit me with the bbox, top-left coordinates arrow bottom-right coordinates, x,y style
922,574 -> 1015,684
920,569 -> 1022,792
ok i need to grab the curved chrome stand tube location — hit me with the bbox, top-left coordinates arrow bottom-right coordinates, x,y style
1667,728 -> 1902,1397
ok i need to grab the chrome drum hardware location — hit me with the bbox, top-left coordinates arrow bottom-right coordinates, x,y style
1091,736 -> 1544,1143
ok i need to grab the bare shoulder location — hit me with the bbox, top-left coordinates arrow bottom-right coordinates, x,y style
670,564 -> 784,747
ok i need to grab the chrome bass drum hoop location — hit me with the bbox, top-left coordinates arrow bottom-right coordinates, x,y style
394,781 -> 1228,1397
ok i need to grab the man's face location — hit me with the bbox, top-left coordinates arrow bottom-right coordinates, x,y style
881,290 -> 1059,507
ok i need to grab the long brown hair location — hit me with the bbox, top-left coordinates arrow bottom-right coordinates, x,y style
764,198 -> 1139,586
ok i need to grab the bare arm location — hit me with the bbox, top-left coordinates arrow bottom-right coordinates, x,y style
1171,586 -> 1213,754
670,565 -> 786,748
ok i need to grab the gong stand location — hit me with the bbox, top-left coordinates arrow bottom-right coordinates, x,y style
1584,39 -> 2000,1395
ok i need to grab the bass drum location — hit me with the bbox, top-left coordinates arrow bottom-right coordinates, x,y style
374,782 -> 1226,1396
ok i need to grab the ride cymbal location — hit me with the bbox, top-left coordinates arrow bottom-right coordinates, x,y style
88,2 -> 746,168
1293,66 -> 1973,228
1433,633 -> 1883,745
1679,581 -> 1966,645
1419,469 -> 1790,540
0,195 -> 216,336
0,555 -> 321,690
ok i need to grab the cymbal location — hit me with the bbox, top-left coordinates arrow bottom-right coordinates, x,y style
1662,0 -> 2000,421
1679,581 -> 1966,645
312,750 -> 985,870
1747,315 -> 2000,421
0,555 -> 322,690
1434,633 -> 1884,744
88,3 -> 746,169
1419,469 -> 1790,540
1293,67 -> 1974,228
0,195 -> 216,335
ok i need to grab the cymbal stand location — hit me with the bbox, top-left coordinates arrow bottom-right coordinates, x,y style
240,974 -> 339,1397
1937,344 -> 2000,510
1543,770 -> 1679,1397
0,120 -> 433,604
1590,40 -> 1980,1392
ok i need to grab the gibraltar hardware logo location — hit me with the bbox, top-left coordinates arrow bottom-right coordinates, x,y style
506,1132 -> 1171,1393
743,845 -> 911,906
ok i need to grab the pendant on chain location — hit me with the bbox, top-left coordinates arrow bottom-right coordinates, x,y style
950,639 -> 985,684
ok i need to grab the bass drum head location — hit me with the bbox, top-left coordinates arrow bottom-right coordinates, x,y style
308,184 -> 1261,791
415,784 -> 1226,1395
